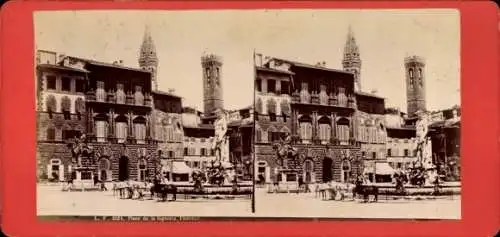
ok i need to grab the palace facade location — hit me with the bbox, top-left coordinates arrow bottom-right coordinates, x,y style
254,56 -> 363,184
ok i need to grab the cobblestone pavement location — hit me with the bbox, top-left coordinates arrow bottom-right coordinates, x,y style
37,185 -> 252,217
254,188 -> 461,219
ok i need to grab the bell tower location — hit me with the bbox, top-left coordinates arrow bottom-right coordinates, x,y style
201,53 -> 224,116
405,55 -> 427,117
138,25 -> 159,91
342,25 -> 362,92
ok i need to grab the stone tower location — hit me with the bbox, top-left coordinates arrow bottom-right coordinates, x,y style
138,25 -> 159,91
201,53 -> 224,116
342,26 -> 362,92
405,55 -> 427,117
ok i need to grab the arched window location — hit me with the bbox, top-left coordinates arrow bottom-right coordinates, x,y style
299,115 -> 313,143
61,96 -> 71,120
75,98 -> 85,117
255,124 -> 262,143
336,117 -> 350,142
418,68 -> 423,86
267,98 -> 277,121
280,100 -> 290,122
255,98 -> 263,114
94,113 -> 108,143
115,115 -> 128,143
137,159 -> 147,182
409,68 -> 414,79
318,116 -> 331,144
116,83 -> 126,104
134,116 -> 147,144
46,95 -> 57,113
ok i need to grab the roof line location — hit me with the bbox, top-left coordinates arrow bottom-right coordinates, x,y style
65,55 -> 150,73
270,57 -> 353,75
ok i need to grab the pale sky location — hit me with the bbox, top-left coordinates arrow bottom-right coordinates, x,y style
35,9 -> 460,112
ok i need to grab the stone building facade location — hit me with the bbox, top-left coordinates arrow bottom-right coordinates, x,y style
152,91 -> 184,159
254,61 -> 293,184
36,50 -> 88,182
254,55 -> 363,185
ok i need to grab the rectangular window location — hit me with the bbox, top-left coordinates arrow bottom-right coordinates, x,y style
61,77 -> 71,91
63,111 -> 71,120
184,148 -> 188,156
286,173 -> 297,182
46,128 -> 56,140
134,123 -> 146,144
46,76 -> 56,90
387,149 -> 392,157
200,148 -> 206,156
116,122 -> 128,143
62,130 -> 81,140
81,171 -> 92,180
361,151 -> 366,158
269,113 -> 276,122
372,152 -> 376,159
95,121 -> 107,142
404,149 -> 409,157
255,79 -> 262,92
267,80 -> 276,93
75,80 -> 85,93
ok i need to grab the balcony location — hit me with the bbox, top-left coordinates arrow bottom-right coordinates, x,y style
290,91 -> 357,110
294,137 -> 360,147
85,90 -> 152,109
87,134 -> 157,145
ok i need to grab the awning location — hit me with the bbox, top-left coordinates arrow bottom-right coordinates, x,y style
375,162 -> 396,175
171,161 -> 192,174
163,161 -> 192,174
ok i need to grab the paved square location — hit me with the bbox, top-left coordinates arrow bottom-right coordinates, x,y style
254,188 -> 461,219
37,184 -> 252,217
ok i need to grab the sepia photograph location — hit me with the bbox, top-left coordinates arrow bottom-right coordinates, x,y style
35,9 -> 461,220
35,11 -> 255,218
252,9 -> 461,219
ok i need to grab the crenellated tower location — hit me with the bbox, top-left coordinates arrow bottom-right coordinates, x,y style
138,25 -> 159,91
405,55 -> 427,117
342,25 -> 362,92
201,53 -> 224,116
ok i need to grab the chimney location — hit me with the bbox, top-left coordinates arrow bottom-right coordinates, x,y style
119,60 -> 123,65
58,54 -> 66,64
255,53 -> 263,67
168,88 -> 175,94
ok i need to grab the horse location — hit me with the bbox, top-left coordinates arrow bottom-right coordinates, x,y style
152,182 -> 178,202
353,181 -> 379,203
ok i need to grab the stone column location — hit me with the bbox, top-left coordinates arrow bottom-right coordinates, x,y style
108,109 -> 114,137
88,108 -> 94,134
312,111 -> 318,142
330,112 -> 335,142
